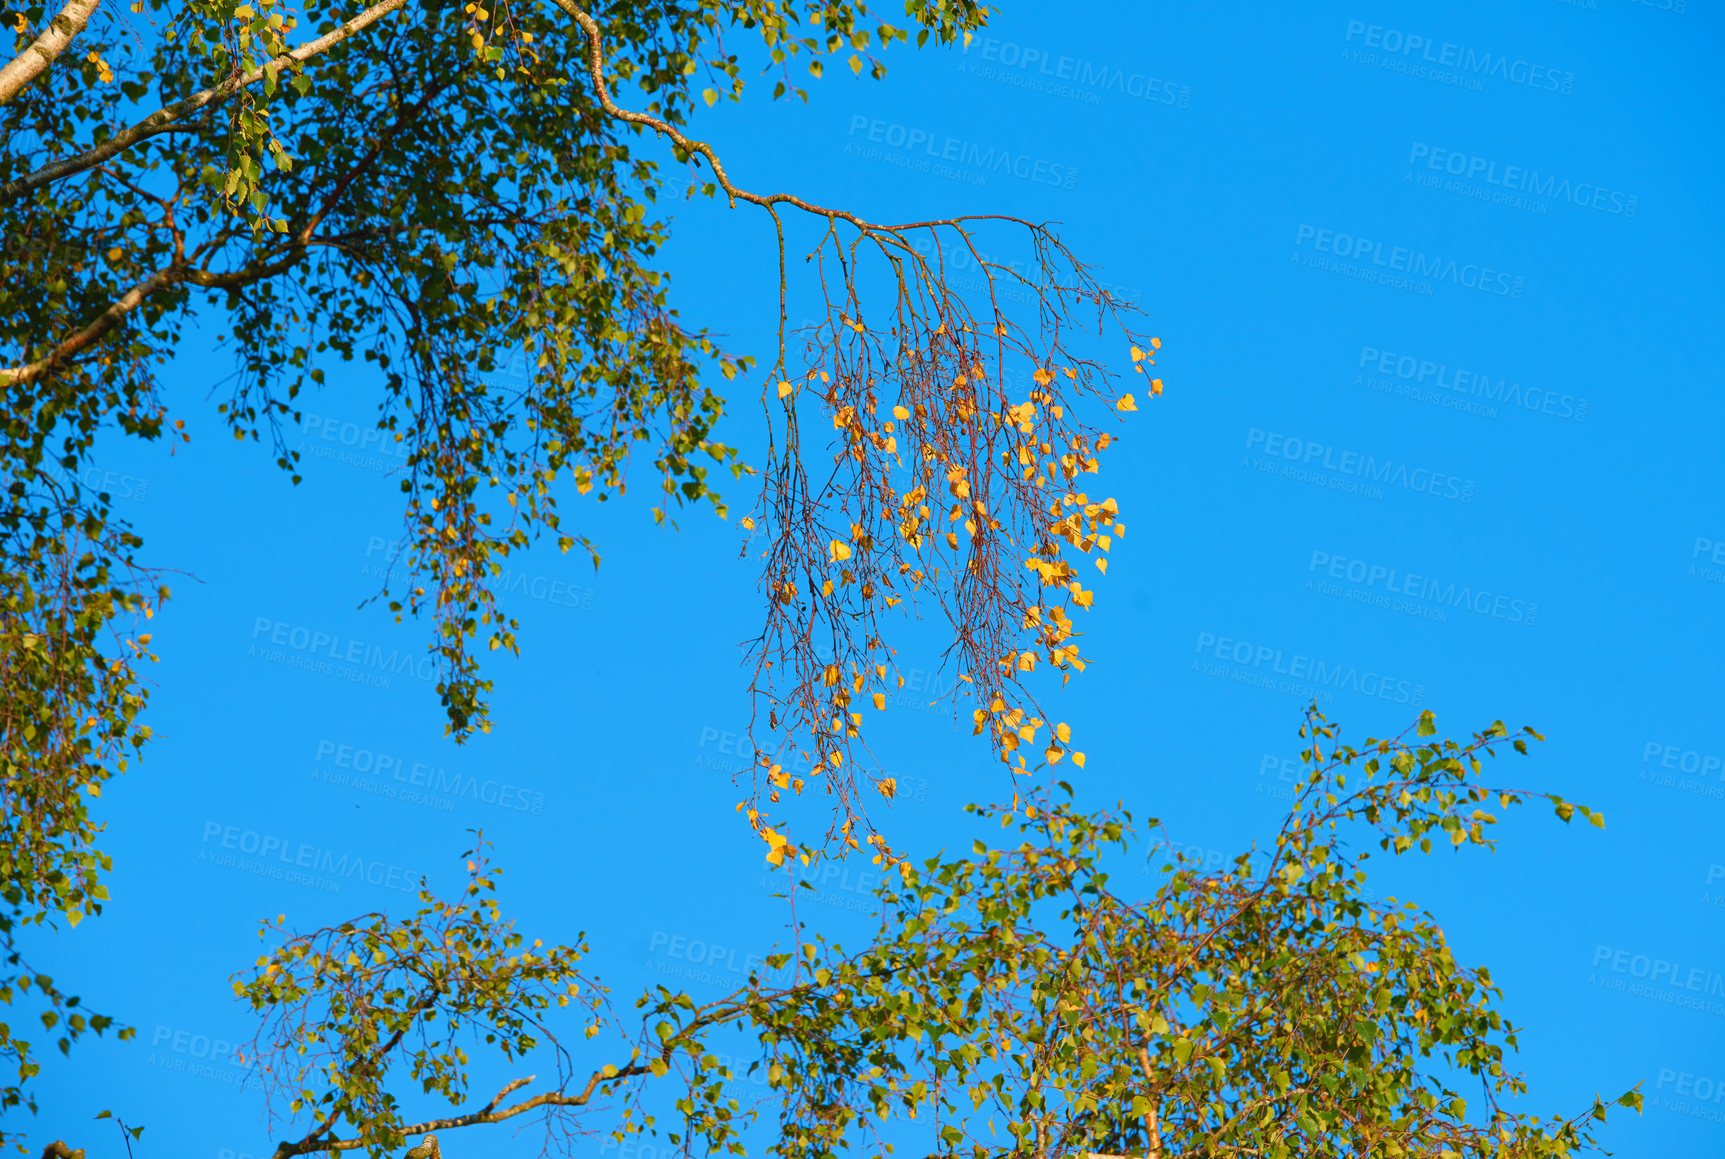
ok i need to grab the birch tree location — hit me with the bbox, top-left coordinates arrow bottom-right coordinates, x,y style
1,0 -> 1157,1119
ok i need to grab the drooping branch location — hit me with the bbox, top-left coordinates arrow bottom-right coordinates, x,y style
546,0 -> 1156,864
0,0 -> 103,106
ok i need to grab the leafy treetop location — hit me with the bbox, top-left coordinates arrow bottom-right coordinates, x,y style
221,709 -> 1637,1159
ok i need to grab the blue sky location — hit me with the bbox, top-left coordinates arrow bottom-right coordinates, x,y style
28,0 -> 1725,1155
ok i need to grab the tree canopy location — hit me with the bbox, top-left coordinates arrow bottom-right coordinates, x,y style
0,0 -> 1156,934
193,710 -> 1635,1159
0,2 -> 1634,1155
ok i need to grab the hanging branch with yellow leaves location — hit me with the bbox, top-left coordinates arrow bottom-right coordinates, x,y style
0,0 -> 1165,919
735,215 -> 1161,868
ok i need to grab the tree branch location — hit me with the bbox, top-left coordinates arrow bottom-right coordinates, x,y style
0,246 -> 311,385
0,0 -> 412,199
0,0 -> 102,107
0,264 -> 181,386
269,1063 -> 648,1158
0,0 -> 1004,395
548,0 -> 1012,240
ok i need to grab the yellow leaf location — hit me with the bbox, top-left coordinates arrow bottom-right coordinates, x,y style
1072,752 -> 1086,768
741,516 -> 755,529
1116,395 -> 1137,412
893,405 -> 910,420
1151,378 -> 1164,395
829,539 -> 853,561
872,693 -> 886,710
878,777 -> 897,799
778,379 -> 794,398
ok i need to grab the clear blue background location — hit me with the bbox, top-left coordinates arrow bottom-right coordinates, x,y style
28,0 -> 1725,1155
